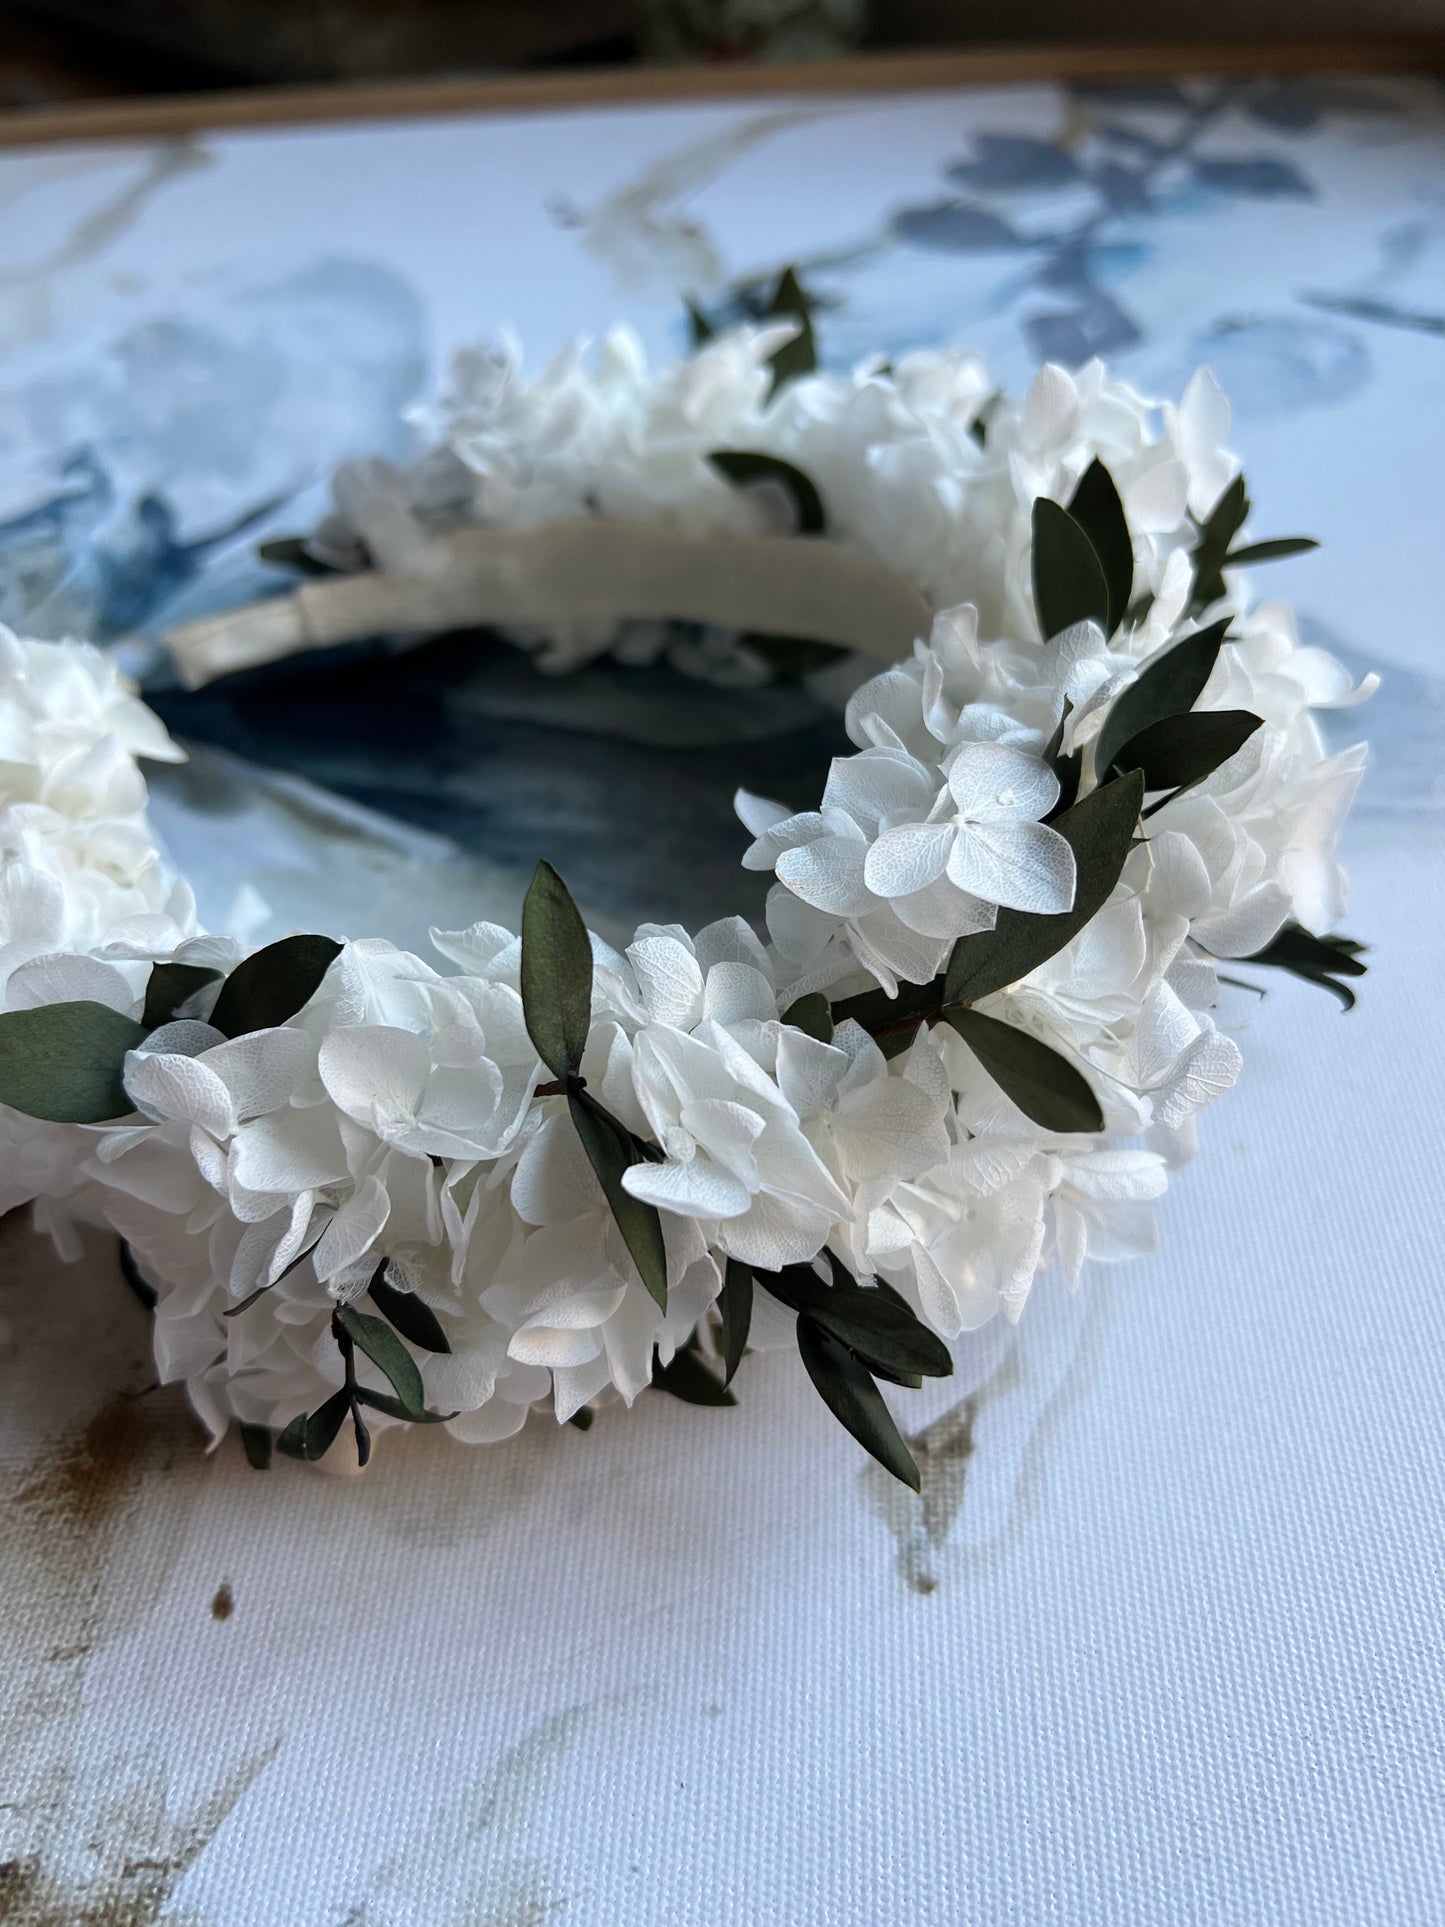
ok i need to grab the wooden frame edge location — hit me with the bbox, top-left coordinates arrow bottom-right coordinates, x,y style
1,38 -> 1442,149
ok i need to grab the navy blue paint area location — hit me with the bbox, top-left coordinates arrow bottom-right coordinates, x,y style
149,632 -> 848,933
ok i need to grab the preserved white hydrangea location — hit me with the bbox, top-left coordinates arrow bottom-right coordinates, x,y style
0,329 -> 1374,1485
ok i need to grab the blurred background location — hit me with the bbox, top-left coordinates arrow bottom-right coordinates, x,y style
2,0 -> 1442,111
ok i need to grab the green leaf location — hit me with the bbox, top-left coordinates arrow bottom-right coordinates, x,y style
223,1285 -> 269,1319
808,1285 -> 953,1381
519,860 -> 593,1080
797,1317 -> 920,1490
828,975 -> 944,1051
0,1000 -> 146,1123
1190,473 -> 1249,612
1236,920 -> 1367,1011
1067,458 -> 1133,636
337,1306 -> 426,1419
763,1257 -> 942,1390
239,1423 -> 272,1470
652,1344 -> 736,1407
275,1413 -> 310,1460
142,961 -> 220,1029
276,1389 -> 351,1463
1222,537 -> 1318,567
569,1091 -> 669,1309
944,1007 -> 1104,1133
367,1262 -> 451,1353
945,771 -> 1145,1004
257,536 -> 341,576
1094,618 -> 1231,779
764,265 -> 817,392
684,296 -> 715,347
208,935 -> 341,1039
753,1260 -> 825,1314
308,1389 -> 353,1458
1032,497 -> 1110,641
719,1258 -> 753,1387
1109,709 -> 1262,792
567,1405 -> 595,1431
354,1387 -> 456,1423
707,450 -> 825,535
782,992 -> 834,1043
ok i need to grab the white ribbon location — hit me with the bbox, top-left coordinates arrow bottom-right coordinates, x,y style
164,521 -> 934,688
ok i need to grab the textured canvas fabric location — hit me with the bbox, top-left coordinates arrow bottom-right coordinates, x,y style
0,72 -> 1442,1925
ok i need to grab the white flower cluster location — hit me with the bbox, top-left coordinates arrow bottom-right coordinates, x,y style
0,340 -> 1374,1472
314,322 -> 1272,676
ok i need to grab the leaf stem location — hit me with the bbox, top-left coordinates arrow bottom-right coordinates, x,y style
331,1310 -> 372,1469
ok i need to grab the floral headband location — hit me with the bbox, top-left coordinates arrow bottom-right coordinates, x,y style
0,277 -> 1372,1486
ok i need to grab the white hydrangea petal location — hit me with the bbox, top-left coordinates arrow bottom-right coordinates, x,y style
6,952 -> 136,1013
124,1050 -> 234,1138
318,1025 -> 430,1124
1125,457 -> 1189,533
741,809 -> 827,872
821,749 -> 934,834
0,865 -> 65,947
205,1028 -> 317,1120
313,1174 -> 391,1281
678,1098 -> 765,1183
888,872 -> 990,939
837,1077 -> 950,1184
844,667 -> 924,751
508,1322 -> 604,1370
1192,883 -> 1291,960
692,915 -> 772,980
1155,1024 -> 1243,1129
716,1189 -> 838,1270
627,936 -> 705,1028
1021,362 -> 1079,451
946,818 -> 1076,915
701,961 -> 777,1028
776,836 -> 874,917
947,741 -> 1059,823
230,1107 -> 350,1195
429,920 -> 514,973
765,887 -> 837,965
621,1156 -> 751,1220
141,1020 -> 227,1058
733,788 -> 791,837
863,823 -> 953,900
420,1060 -> 509,1143
775,1027 -> 849,1121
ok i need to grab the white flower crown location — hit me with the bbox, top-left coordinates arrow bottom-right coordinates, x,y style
0,279 -> 1374,1485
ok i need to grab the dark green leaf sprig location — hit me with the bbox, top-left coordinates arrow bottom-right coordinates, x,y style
270,1258 -> 455,1468
1188,473 -> 1318,617
0,932 -> 341,1126
520,862 -> 670,1309
678,1254 -> 952,1491
688,263 -> 818,395
1231,922 -> 1369,1011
